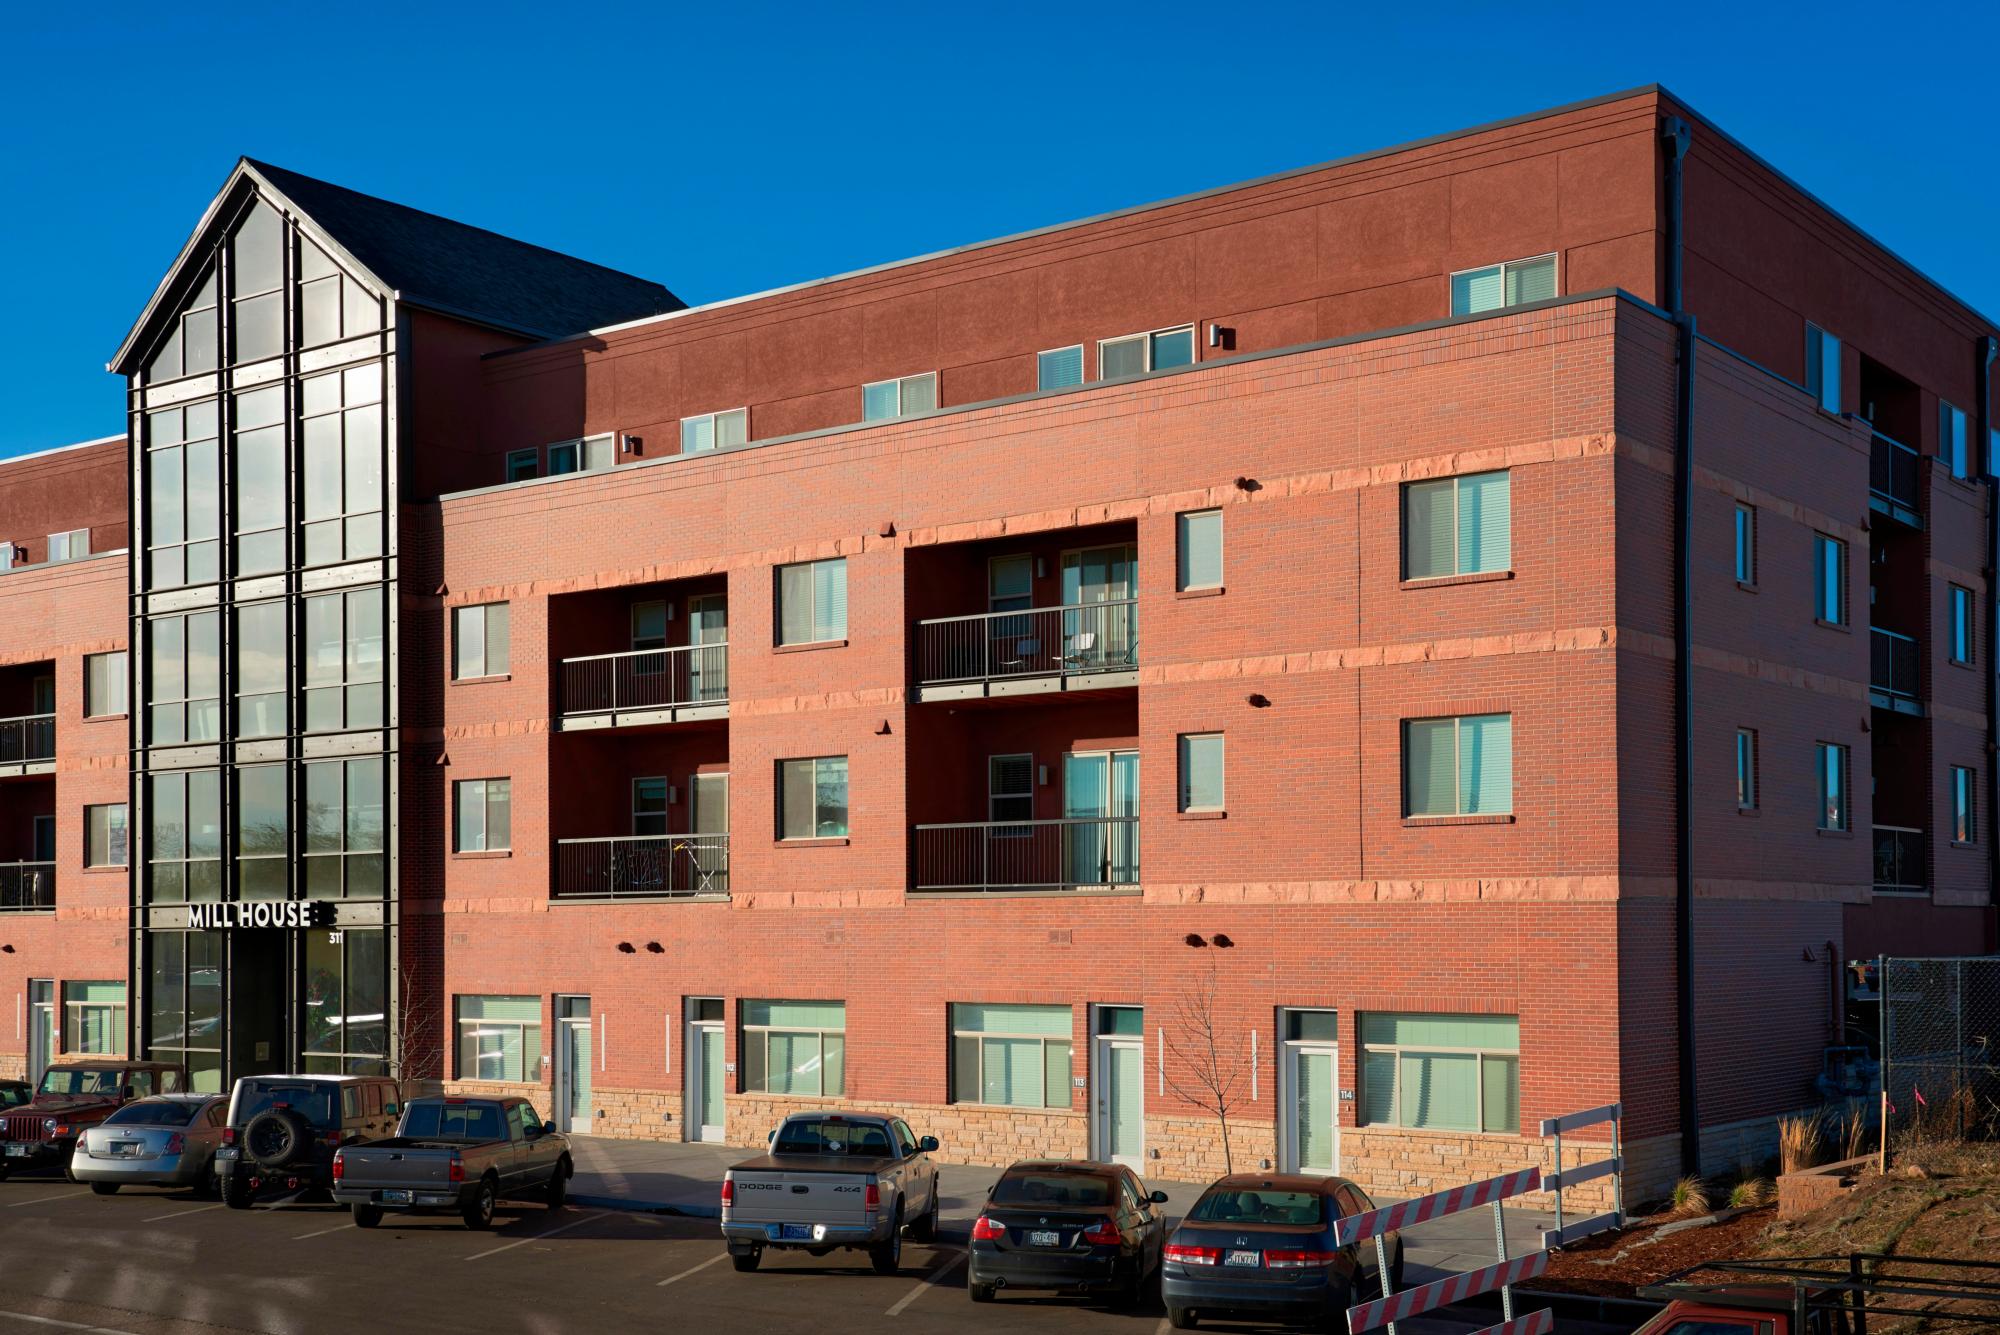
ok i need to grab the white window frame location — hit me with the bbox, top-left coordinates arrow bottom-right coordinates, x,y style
1816,742 -> 1849,832
1178,733 -> 1225,813
741,1003 -> 847,1098
62,983 -> 127,1056
48,529 -> 89,563
454,778 -> 512,852
950,1005 -> 1072,1110
85,650 -> 128,718
1952,766 -> 1977,845
85,803 -> 129,868
1734,503 -> 1757,585
504,448 -> 539,482
681,407 -> 748,454
546,433 -> 616,475
1448,254 -> 1558,316
455,995 -> 541,1083
0,540 -> 13,570
1735,729 -> 1758,810
1360,1014 -> 1520,1133
452,603 -> 510,680
862,372 -> 937,421
1176,508 -> 1223,591
1037,344 -> 1085,391
1097,323 -> 1195,380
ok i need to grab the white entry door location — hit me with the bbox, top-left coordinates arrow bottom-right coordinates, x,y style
1280,1010 -> 1339,1174
1094,1037 -> 1145,1168
685,998 -> 725,1143
555,996 -> 593,1134
28,980 -> 53,1086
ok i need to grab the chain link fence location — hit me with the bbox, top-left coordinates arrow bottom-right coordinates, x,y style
1882,956 -> 2000,1145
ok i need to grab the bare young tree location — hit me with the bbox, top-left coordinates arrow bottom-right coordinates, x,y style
391,964 -> 445,1092
1162,961 -> 1248,1175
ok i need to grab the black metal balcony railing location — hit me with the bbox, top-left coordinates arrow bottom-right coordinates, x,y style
915,601 -> 1138,688
553,834 -> 729,900
1870,432 -> 1922,526
0,862 -> 55,912
559,644 -> 728,716
1870,627 -> 1920,707
1873,825 -> 1925,895
0,713 -> 55,764
910,817 -> 1140,894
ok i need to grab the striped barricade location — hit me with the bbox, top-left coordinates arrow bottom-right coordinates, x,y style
1465,1309 -> 1556,1335
1334,1166 -> 1542,1247
1346,1251 -> 1550,1334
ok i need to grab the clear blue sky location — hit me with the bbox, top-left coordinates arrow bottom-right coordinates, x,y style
4,1 -> 1995,459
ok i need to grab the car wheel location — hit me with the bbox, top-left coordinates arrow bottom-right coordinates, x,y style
89,1182 -> 119,1196
353,1204 -> 383,1229
461,1177 -> 497,1231
545,1159 -> 570,1210
869,1208 -> 904,1275
969,1282 -> 997,1304
908,1190 -> 939,1243
731,1247 -> 762,1273
222,1174 -> 254,1210
1168,1305 -> 1198,1329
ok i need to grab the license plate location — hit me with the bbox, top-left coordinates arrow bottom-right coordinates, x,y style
779,1224 -> 813,1240
4,1145 -> 27,1158
1029,1230 -> 1062,1247
113,1142 -> 145,1156
380,1189 -> 412,1205
1226,1250 -> 1262,1267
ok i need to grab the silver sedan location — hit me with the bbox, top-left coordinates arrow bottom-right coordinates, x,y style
69,1094 -> 228,1195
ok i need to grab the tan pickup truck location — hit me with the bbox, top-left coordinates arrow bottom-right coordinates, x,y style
721,1112 -> 942,1275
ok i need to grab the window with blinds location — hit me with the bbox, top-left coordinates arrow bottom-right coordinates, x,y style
1404,713 -> 1512,817
1100,325 -> 1194,380
951,1003 -> 1072,1109
742,1001 -> 847,1097
1450,255 -> 1556,316
1038,345 -> 1084,390
1403,471 -> 1510,580
863,372 -> 937,421
779,756 -> 849,839
1179,733 -> 1225,812
456,995 -> 542,1081
1360,1013 -> 1519,1133
989,754 -> 1034,825
777,557 -> 847,644
1177,508 -> 1223,590
682,407 -> 749,454
64,982 -> 127,1055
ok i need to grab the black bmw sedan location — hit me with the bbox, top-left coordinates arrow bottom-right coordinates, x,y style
967,1159 -> 1171,1305
1161,1174 -> 1403,1331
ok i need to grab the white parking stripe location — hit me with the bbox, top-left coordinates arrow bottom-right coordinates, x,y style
0,1309 -> 136,1334
292,1221 -> 353,1240
142,1203 -> 224,1223
3,1190 -> 91,1209
655,1251 -> 730,1287
462,1211 -> 601,1261
886,1249 -> 966,1317
1154,1320 -> 1173,1335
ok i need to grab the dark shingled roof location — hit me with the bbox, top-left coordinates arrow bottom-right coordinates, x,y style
244,159 -> 684,337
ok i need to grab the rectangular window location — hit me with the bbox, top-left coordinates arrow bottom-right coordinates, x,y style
234,600 -> 288,738
1734,504 -> 1756,585
1450,255 -> 1556,316
63,982 -> 127,1056
456,996 -> 541,1082
505,448 -> 538,482
1735,729 -> 1758,810
1177,509 -> 1223,591
989,753 -> 1034,824
147,610 -> 222,746
453,603 -> 511,679
85,651 -> 128,717
298,363 -> 384,567
1941,401 -> 1969,480
778,756 -> 849,839
1814,534 -> 1847,625
146,770 -> 222,903
1037,345 -> 1084,390
1403,713 -> 1513,817
1952,766 -> 1977,844
681,408 -> 748,454
455,778 -> 512,852
776,557 -> 847,644
48,529 -> 89,563
1951,585 -> 1975,665
144,399 -> 220,589
303,756 -> 387,900
236,764 -> 289,901
304,586 -> 385,732
988,555 -> 1033,612
0,541 -> 11,570
1179,733 -> 1225,812
862,373 -> 937,421
951,1003 -> 1072,1109
546,433 -> 616,475
1099,325 -> 1194,380
85,804 -> 129,867
1806,323 -> 1841,414
1816,742 -> 1849,832
1403,471 -> 1511,580
1360,1013 -> 1519,1133
742,1001 -> 847,1097
633,776 -> 670,836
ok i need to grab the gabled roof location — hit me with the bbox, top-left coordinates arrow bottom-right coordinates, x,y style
111,159 -> 683,372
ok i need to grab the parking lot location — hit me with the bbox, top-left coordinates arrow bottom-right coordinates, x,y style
0,1175 -> 1612,1335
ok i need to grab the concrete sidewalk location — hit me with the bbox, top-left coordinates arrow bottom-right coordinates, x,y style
566,1135 -> 1557,1281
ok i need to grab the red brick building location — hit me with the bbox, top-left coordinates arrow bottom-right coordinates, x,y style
3,86 -> 1993,1203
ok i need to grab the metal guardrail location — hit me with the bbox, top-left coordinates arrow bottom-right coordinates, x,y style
910,817 -> 1139,893
0,862 -> 55,912
559,644 -> 728,716
0,713 -> 55,764
1872,825 -> 1925,895
553,834 -> 729,900
1870,431 -> 1921,522
1870,627 -> 1919,703
914,601 -> 1137,686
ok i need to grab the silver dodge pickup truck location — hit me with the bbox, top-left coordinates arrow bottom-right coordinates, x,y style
721,1112 -> 942,1274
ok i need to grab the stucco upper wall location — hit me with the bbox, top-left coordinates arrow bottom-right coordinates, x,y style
0,437 -> 129,569
471,93 -> 1665,478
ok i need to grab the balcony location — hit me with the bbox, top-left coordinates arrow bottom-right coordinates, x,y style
0,713 -> 55,777
557,644 -> 728,730
0,862 -> 54,912
1869,432 -> 1922,529
553,834 -> 729,901
1872,825 -> 1925,896
1869,628 -> 1922,715
910,818 -> 1139,895
913,602 -> 1138,702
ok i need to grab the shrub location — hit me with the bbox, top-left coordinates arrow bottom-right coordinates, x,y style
1778,1113 -> 1825,1175
1669,1175 -> 1712,1217
1727,1177 -> 1772,1209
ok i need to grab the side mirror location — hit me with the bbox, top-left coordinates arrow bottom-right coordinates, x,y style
918,1136 -> 940,1153
544,1121 -> 558,1136
767,1130 -> 777,1145
1150,1190 -> 1169,1204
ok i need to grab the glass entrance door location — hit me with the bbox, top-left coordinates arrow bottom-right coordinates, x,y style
689,595 -> 727,703
1281,1010 -> 1339,1174
684,998 -> 725,1142
690,772 -> 728,895
1061,544 -> 1136,671
1063,751 -> 1138,887
557,996 -> 593,1133
27,980 -> 53,1086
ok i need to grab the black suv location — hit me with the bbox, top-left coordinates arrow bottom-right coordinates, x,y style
216,1074 -> 403,1207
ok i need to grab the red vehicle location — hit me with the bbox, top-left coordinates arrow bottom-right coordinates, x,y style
1640,1254 -> 2000,1335
0,1061 -> 190,1181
